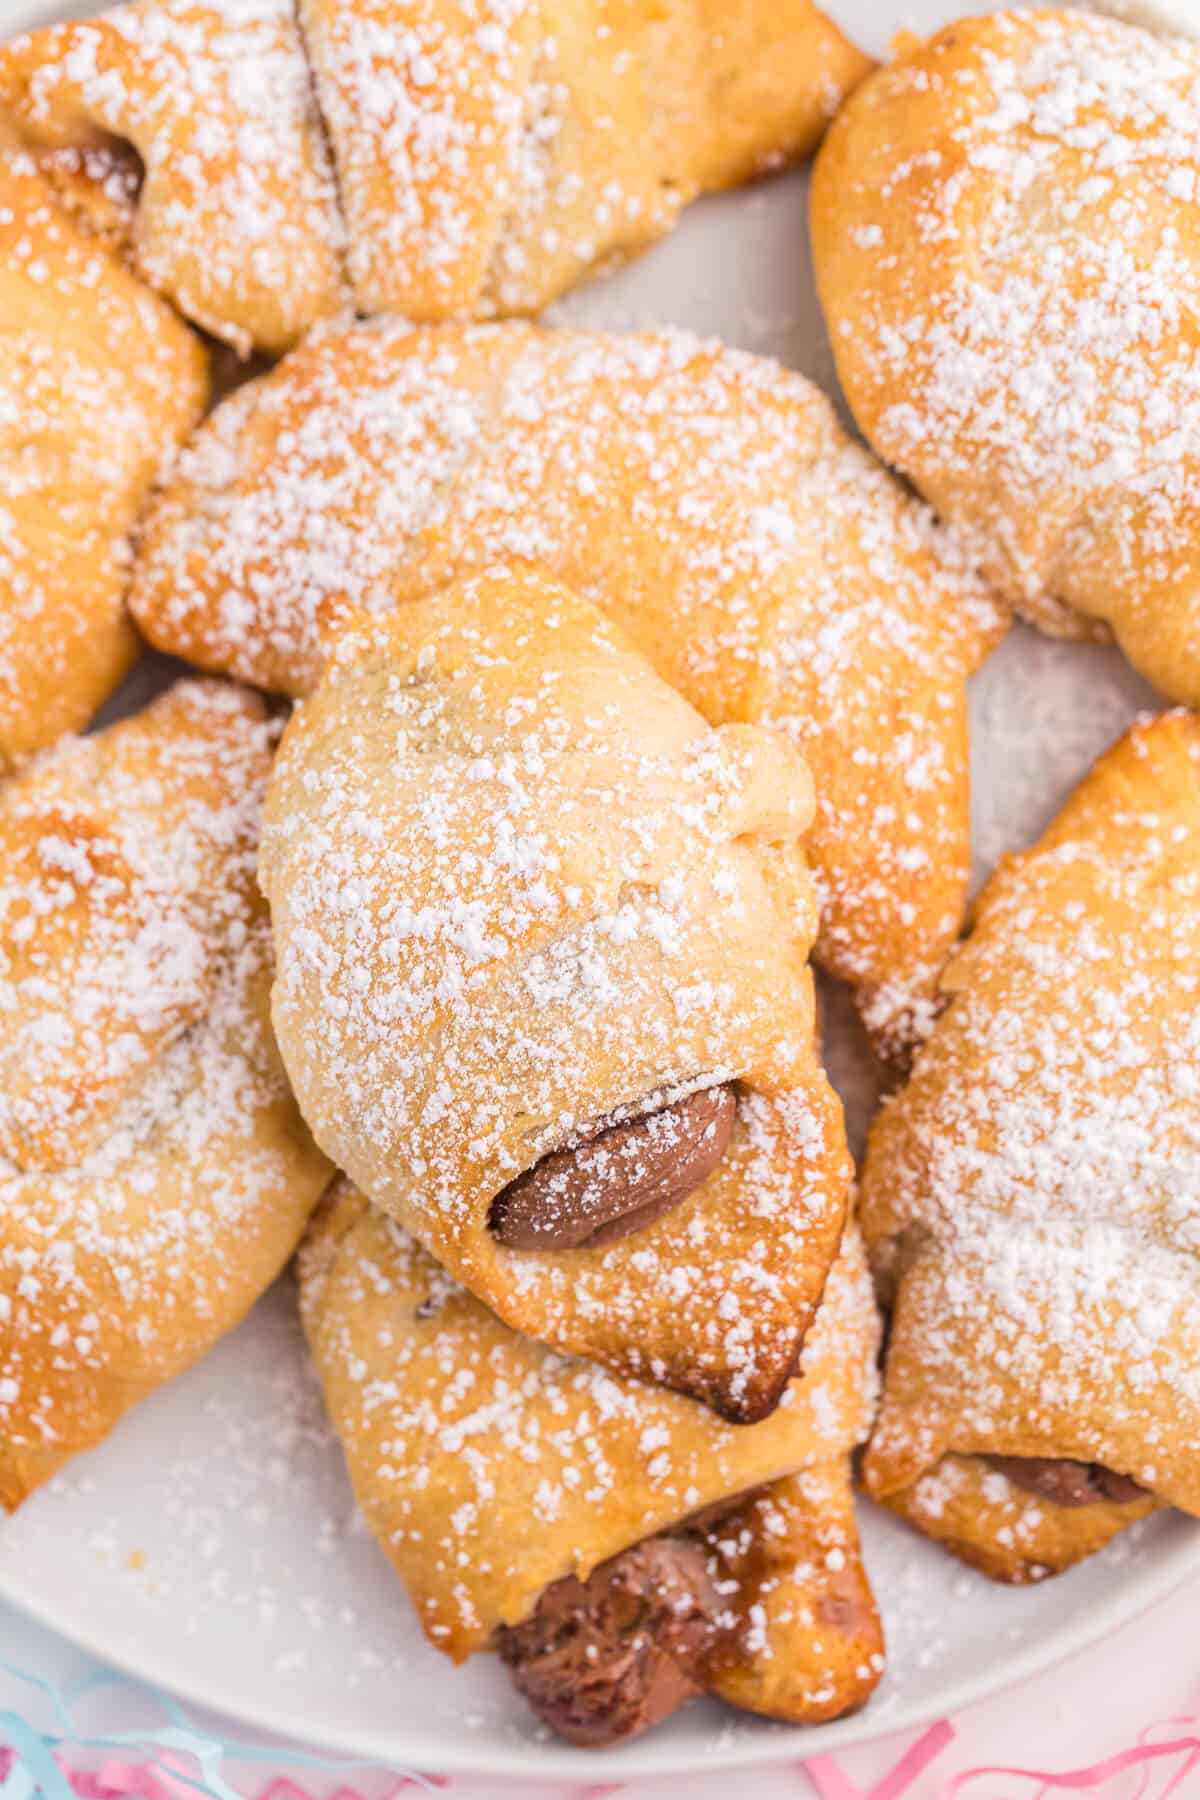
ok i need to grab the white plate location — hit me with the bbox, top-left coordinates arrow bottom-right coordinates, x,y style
2,0 -> 1198,1780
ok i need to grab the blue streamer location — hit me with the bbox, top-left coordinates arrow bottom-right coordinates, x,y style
0,1656 -> 433,1800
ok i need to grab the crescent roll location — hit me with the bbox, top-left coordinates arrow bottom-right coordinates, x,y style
0,131 -> 207,772
0,0 -> 345,354
261,565 -> 850,1422
299,0 -> 869,320
299,1178 -> 883,1746
812,8 -> 1200,705
0,0 -> 864,344
0,680 -> 332,1508
859,710 -> 1200,1581
135,320 -> 1006,1062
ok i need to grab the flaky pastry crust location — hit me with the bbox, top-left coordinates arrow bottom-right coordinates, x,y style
0,0 -> 865,346
812,8 -> 1200,703
0,681 -> 332,1508
0,0 -> 345,354
299,1174 -> 883,1729
860,711 -> 1200,1577
0,129 -> 206,771
136,319 -> 1006,1060
262,566 -> 850,1421
299,0 -> 869,319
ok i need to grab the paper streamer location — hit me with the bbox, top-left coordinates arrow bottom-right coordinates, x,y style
0,1658 -> 437,1800
801,1718 -> 1200,1800
3,1655 -> 1200,1800
804,1722 -> 956,1800
940,1735 -> 1200,1797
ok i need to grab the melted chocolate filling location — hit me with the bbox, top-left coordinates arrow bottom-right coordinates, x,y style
489,1083 -> 737,1250
987,1455 -> 1147,1508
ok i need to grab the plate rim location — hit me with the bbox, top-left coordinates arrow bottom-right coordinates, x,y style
2,1519 -> 1197,1780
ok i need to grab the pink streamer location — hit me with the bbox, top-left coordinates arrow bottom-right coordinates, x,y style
8,1709 -> 1200,1800
938,1734 -> 1200,1796
805,1720 -> 956,1800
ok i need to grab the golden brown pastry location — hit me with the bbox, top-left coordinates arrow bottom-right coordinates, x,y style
0,0 -> 345,354
134,320 -> 1006,1061
299,1177 -> 883,1746
859,711 -> 1200,1580
261,565 -> 849,1423
0,129 -> 207,772
300,0 -> 869,319
811,8 -> 1200,705
0,680 -> 332,1508
0,0 -> 864,345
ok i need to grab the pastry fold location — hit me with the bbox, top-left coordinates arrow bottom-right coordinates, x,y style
0,128 -> 207,772
261,565 -> 849,1421
0,0 -> 345,354
812,7 -> 1200,705
859,711 -> 1200,1578
136,319 -> 1005,1061
299,0 -> 869,320
0,0 -> 865,347
298,1177 -> 884,1742
0,680 -> 332,1508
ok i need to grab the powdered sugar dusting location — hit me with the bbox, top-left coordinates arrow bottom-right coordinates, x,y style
298,1179 -> 879,1659
134,318 -> 1004,1056
816,8 -> 1200,701
1,0 -> 866,345
0,0 -> 346,352
261,567 -> 849,1418
863,711 -> 1200,1514
0,679 -> 330,1506
0,132 -> 206,768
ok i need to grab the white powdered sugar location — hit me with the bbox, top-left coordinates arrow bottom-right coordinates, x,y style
4,0 -> 345,352
825,8 -> 1200,674
261,570 -> 849,1415
135,317 -> 1003,1054
0,681 -> 327,1486
864,714 -> 1200,1498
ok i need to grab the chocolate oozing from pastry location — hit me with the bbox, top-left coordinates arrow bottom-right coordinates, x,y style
496,1536 -> 725,1748
488,1083 -> 737,1251
987,1456 -> 1148,1508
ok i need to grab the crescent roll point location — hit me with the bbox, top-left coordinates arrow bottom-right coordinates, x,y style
0,0 -> 346,356
0,0 -> 868,352
0,679 -> 333,1509
859,709 -> 1200,1582
135,319 -> 1007,1064
260,565 -> 851,1423
811,7 -> 1200,706
0,128 -> 207,773
298,1178 -> 884,1746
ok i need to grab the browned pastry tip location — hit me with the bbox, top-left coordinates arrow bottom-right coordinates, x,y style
489,1084 -> 737,1251
986,1456 -> 1147,1509
497,1538 -> 723,1749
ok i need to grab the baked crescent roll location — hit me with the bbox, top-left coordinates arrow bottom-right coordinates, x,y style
0,0 -> 864,344
0,0 -> 345,354
0,130 -> 207,772
859,710 -> 1200,1580
261,564 -> 850,1422
812,8 -> 1200,705
300,0 -> 869,320
299,1178 -> 883,1746
134,320 -> 1005,1062
0,680 -> 332,1508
